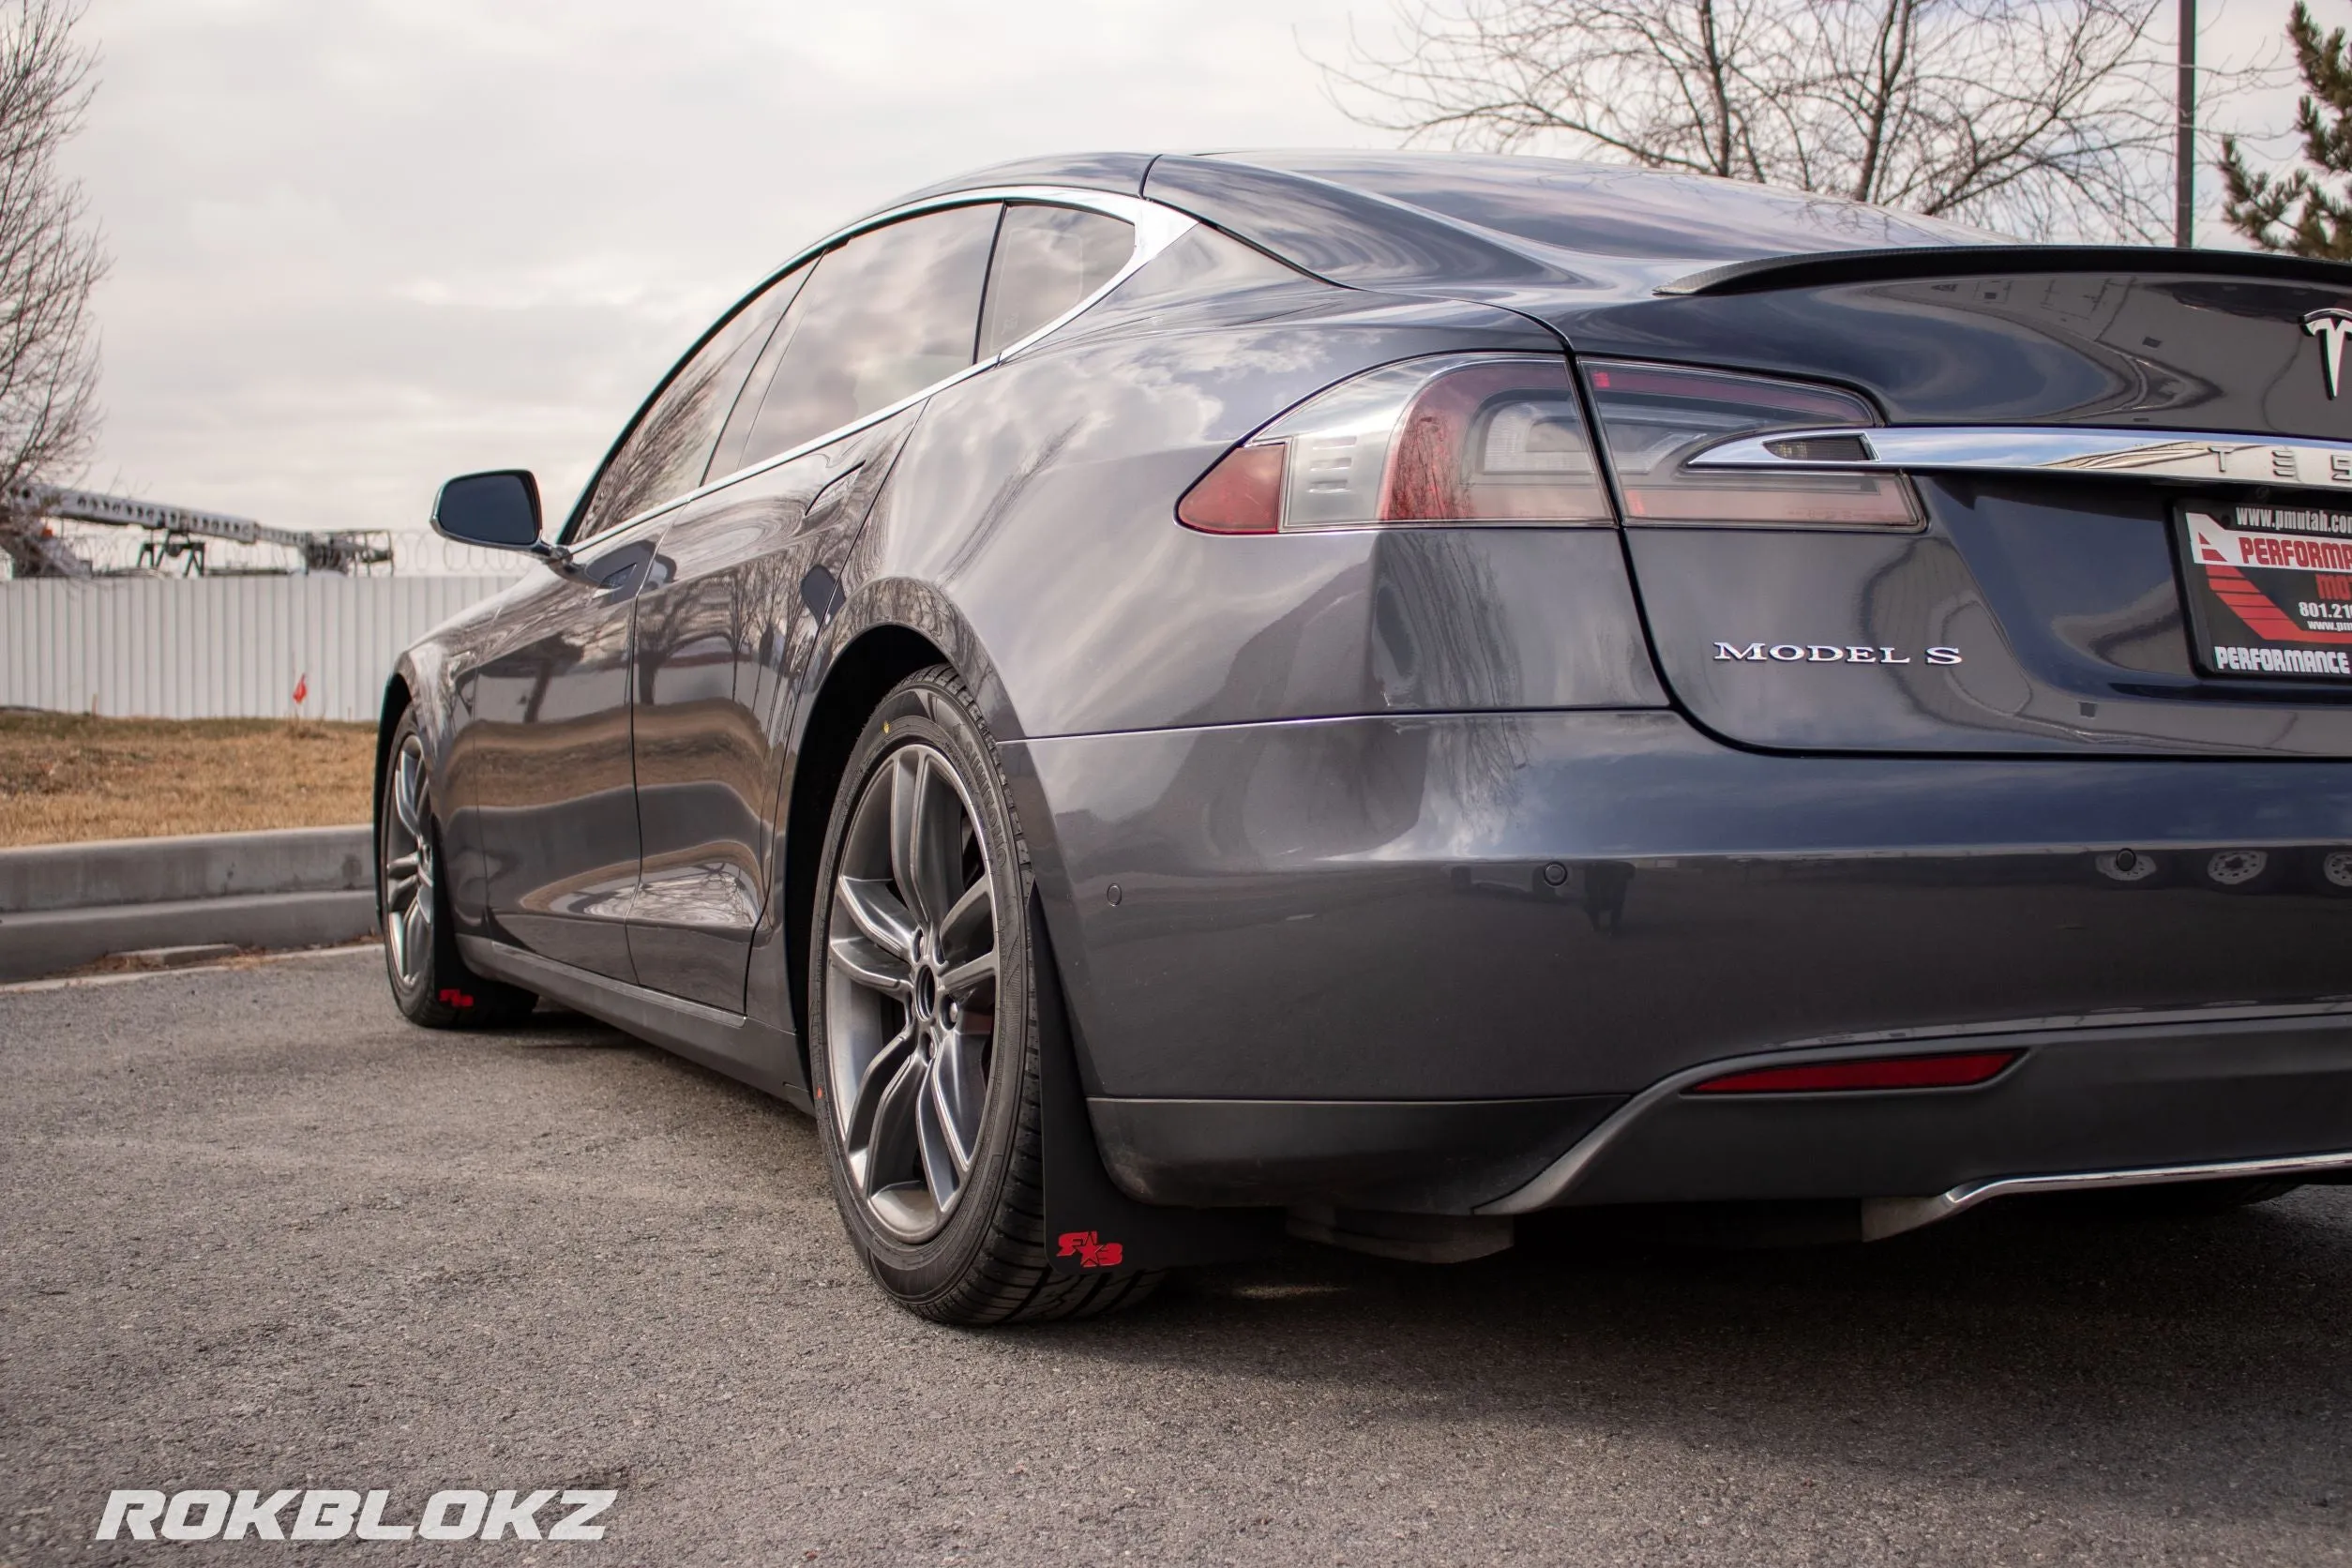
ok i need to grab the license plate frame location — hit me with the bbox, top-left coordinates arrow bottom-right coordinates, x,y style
2174,500 -> 2352,681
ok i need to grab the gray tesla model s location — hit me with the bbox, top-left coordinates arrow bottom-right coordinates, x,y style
380,150 -> 2352,1322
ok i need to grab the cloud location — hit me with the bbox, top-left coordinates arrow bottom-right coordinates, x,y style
68,0 -> 1377,536
61,0 -> 2314,546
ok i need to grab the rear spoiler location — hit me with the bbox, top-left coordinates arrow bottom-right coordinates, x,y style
1658,245 -> 2352,298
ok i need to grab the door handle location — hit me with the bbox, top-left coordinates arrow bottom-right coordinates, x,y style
589,548 -> 665,602
799,464 -> 866,535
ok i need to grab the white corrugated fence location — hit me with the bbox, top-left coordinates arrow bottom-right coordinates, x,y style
0,576 -> 516,721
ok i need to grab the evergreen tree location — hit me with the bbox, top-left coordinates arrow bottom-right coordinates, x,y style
2221,2 -> 2352,257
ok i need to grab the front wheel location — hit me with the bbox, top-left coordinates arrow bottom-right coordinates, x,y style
379,708 -> 535,1029
807,668 -> 1158,1324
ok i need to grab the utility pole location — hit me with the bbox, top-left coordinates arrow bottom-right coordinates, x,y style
2178,0 -> 2196,246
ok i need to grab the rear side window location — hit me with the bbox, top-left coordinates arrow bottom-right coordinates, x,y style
977,204 -> 1135,358
730,204 -> 1000,469
570,264 -> 810,540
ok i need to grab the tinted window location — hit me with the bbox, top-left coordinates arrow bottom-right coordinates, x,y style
707,264 -> 816,480
977,204 -> 1134,357
571,265 -> 809,539
732,204 -> 999,468
1236,152 -> 2002,262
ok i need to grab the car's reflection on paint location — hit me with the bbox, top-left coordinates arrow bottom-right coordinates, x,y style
2093,845 -> 2352,894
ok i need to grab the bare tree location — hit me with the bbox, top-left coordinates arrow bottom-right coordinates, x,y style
1322,0 -> 2204,244
0,0 -> 103,578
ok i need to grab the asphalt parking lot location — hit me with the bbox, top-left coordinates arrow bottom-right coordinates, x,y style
5,948 -> 2351,1566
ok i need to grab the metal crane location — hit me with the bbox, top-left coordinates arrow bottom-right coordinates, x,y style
0,481 -> 395,576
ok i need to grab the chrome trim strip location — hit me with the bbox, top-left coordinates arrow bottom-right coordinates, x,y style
560,187 -> 1197,554
1687,425 -> 2352,490
1859,1149 -> 2352,1241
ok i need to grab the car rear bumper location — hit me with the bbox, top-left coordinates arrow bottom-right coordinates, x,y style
1083,1008 -> 2352,1214
1481,1004 -> 2352,1214
1005,709 -> 2352,1211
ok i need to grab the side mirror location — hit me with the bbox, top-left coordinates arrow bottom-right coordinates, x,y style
431,470 -> 546,551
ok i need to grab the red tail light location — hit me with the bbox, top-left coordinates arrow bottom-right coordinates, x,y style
1584,361 -> 1920,528
1182,354 -> 1922,534
1175,444 -> 1284,534
1178,354 -> 1612,534
1689,1050 -> 2020,1094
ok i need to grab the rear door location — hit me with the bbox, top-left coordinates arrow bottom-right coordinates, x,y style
624,202 -> 1002,1009
1551,261 -> 2352,757
466,280 -> 784,979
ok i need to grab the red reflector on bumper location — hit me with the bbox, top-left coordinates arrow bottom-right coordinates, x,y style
1689,1050 -> 2021,1094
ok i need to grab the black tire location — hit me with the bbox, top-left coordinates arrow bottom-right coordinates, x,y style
807,666 -> 1160,1324
378,706 -> 536,1030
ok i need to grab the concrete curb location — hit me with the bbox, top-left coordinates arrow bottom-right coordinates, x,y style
0,825 -> 377,981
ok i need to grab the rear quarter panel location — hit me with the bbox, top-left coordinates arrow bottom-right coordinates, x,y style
849,279 -> 1663,741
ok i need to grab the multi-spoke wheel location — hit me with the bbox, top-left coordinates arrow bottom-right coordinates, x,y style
807,667 -> 1161,1324
825,741 -> 1000,1241
377,706 -> 535,1029
384,731 -> 436,989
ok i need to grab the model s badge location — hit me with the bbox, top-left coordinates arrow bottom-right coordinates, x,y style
1713,642 -> 1962,664
2306,308 -> 2352,400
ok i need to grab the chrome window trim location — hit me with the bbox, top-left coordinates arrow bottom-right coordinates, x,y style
564,188 -> 1195,555
1687,424 -> 2352,491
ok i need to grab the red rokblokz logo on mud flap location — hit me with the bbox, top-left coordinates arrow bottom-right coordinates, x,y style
1056,1230 -> 1123,1268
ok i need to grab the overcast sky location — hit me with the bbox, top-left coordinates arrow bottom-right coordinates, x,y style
63,0 -> 2307,555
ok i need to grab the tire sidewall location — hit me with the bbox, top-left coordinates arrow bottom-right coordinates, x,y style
807,673 -> 1034,1305
379,708 -> 441,1019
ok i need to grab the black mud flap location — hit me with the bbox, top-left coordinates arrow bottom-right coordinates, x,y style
1033,897 -> 1284,1277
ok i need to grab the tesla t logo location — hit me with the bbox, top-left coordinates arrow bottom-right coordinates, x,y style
2306,309 -> 2352,399
1056,1230 -> 1124,1269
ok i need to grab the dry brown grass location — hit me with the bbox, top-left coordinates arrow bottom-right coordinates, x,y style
0,712 -> 376,847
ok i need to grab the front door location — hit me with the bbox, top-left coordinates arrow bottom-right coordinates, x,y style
464,531 -> 658,979
463,252 -> 810,981
620,200 -> 1003,1011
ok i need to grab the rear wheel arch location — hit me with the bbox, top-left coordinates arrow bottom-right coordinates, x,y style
373,673 -> 415,901
376,701 -> 535,1029
783,625 -> 957,1057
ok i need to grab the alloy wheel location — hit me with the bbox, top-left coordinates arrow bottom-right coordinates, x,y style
382,731 -> 435,988
824,741 -> 1000,1242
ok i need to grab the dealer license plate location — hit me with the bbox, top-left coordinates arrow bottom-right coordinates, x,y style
2176,500 -> 2352,680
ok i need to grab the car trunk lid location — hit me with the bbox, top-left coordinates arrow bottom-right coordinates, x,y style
1535,251 -> 2352,757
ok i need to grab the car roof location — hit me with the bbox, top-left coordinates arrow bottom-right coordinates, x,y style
892,149 -> 2004,294
1210,151 -> 2001,262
